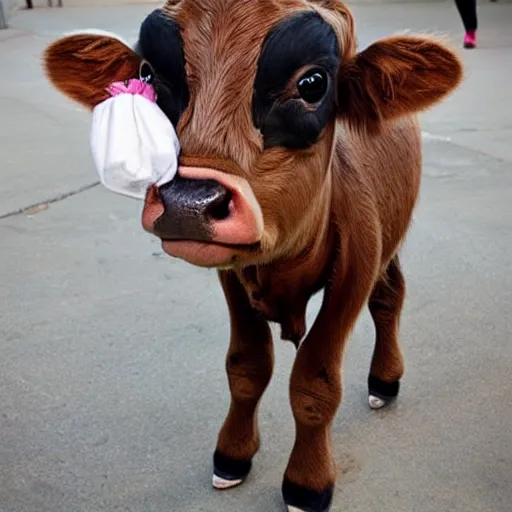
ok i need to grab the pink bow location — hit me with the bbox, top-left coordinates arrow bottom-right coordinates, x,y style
107,79 -> 157,103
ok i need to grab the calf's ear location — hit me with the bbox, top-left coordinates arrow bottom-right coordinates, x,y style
337,35 -> 463,131
43,32 -> 142,110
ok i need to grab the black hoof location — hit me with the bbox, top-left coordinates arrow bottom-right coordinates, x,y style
282,478 -> 333,512
368,375 -> 400,409
212,451 -> 252,490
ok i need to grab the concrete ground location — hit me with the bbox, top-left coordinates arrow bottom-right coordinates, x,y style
1,2 -> 511,511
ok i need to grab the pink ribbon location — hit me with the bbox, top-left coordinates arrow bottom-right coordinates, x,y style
107,79 -> 157,103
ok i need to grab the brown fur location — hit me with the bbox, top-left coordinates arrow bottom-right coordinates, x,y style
44,34 -> 141,109
43,0 -> 463,506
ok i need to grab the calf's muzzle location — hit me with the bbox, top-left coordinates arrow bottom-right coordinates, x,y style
142,166 -> 264,262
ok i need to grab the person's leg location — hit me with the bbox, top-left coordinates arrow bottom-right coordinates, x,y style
455,0 -> 478,31
454,0 -> 478,48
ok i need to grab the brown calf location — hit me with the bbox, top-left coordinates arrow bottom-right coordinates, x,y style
44,1 -> 463,510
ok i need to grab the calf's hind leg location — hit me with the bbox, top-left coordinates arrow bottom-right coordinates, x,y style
213,270 -> 274,489
367,256 -> 406,409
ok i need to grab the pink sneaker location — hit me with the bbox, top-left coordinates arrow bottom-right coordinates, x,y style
464,30 -> 477,49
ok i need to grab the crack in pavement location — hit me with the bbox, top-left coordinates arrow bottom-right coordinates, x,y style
422,131 -> 512,165
0,181 -> 100,220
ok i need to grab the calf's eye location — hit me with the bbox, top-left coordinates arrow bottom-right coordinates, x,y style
139,61 -> 155,84
297,69 -> 328,104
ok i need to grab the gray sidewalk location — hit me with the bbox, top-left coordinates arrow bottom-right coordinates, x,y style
1,3 -> 511,512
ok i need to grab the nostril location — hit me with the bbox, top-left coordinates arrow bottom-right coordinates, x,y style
157,176 -> 231,220
154,176 -> 235,242
206,189 -> 232,221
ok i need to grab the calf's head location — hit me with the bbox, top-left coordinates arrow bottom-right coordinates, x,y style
44,0 -> 462,269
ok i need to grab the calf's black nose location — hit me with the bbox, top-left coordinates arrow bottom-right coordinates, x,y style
153,175 -> 232,242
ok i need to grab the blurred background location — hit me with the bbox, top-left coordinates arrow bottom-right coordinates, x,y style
1,1 -> 511,511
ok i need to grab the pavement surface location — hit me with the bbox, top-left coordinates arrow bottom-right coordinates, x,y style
1,2 -> 511,512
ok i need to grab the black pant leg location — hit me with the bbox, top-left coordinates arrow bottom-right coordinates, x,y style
454,0 -> 478,31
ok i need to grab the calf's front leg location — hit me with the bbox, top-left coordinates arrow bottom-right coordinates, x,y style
213,270 -> 274,489
283,236 -> 379,512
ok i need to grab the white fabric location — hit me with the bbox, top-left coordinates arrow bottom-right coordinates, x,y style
90,94 -> 180,200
